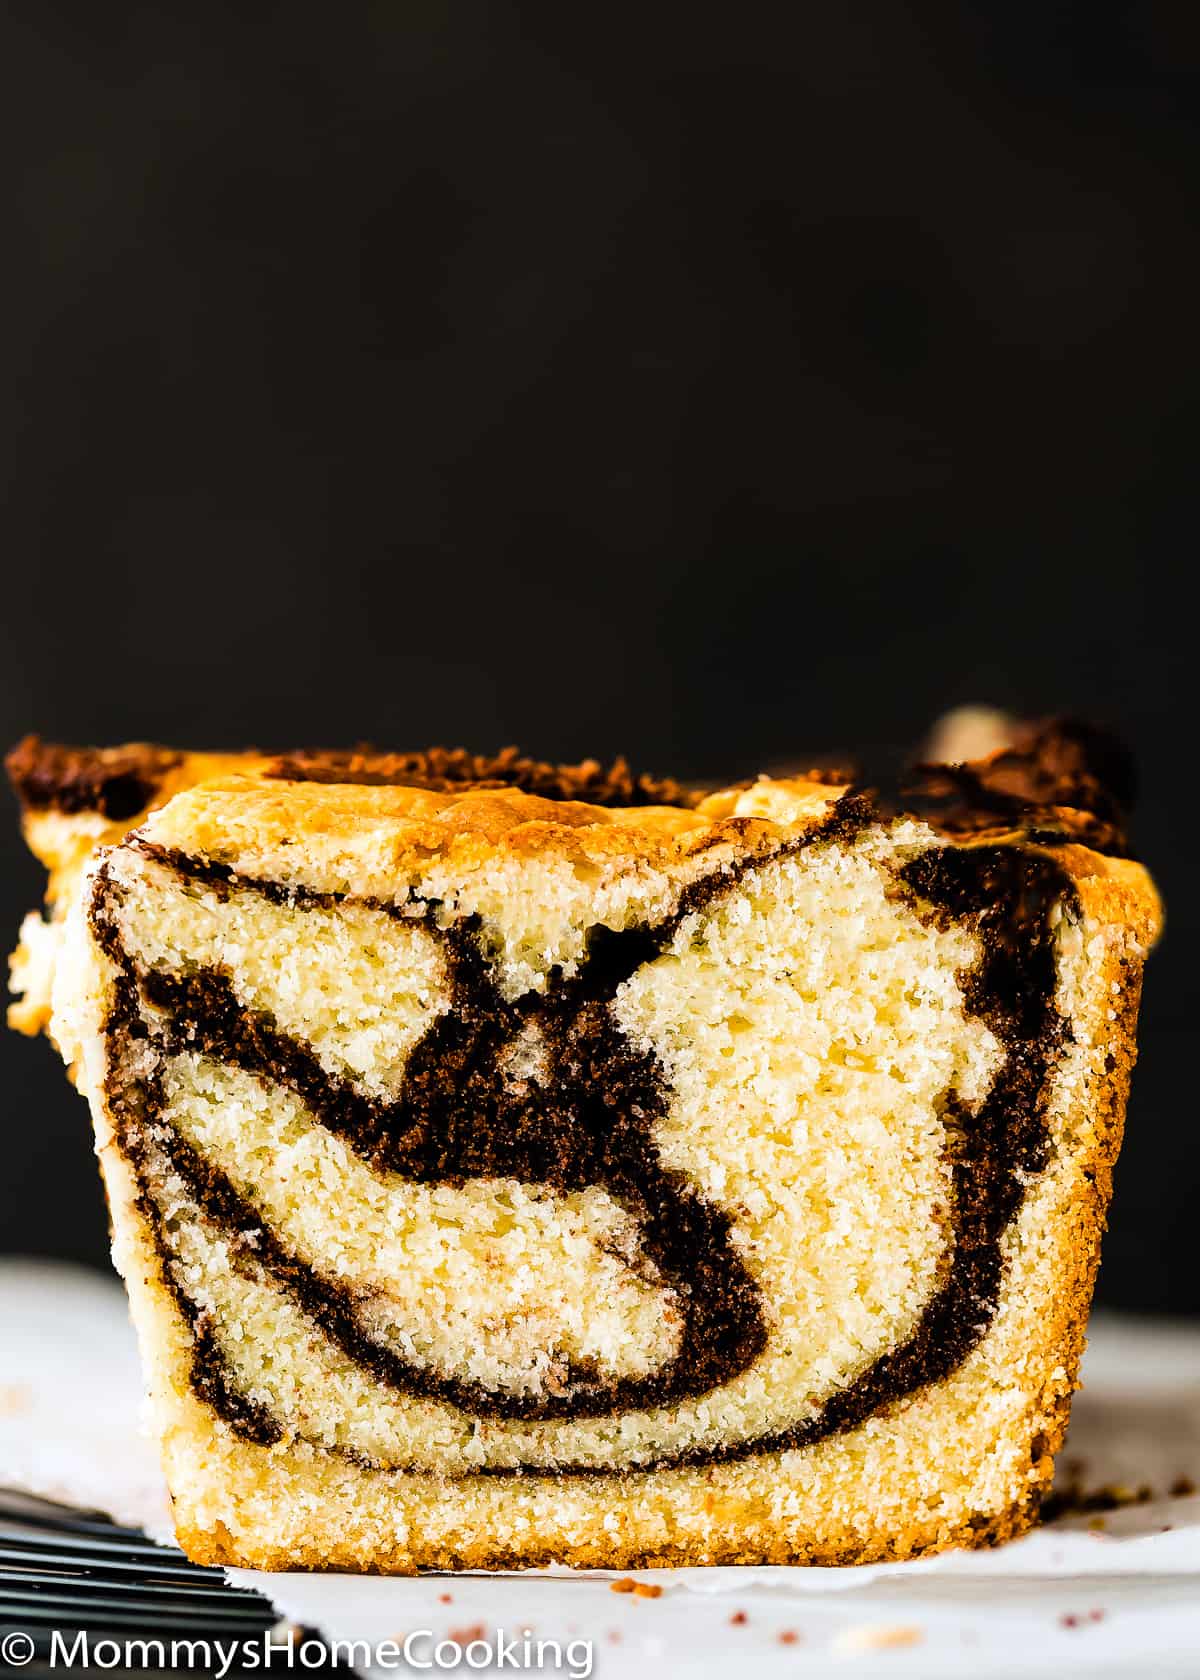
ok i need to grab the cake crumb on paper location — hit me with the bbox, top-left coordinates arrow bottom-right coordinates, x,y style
1060,1610 -> 1106,1630
609,1577 -> 662,1599
834,1623 -> 924,1653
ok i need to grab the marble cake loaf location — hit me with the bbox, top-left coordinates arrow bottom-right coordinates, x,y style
6,728 -> 1160,1571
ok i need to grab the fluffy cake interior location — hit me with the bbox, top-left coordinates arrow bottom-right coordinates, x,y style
74,818 -> 1002,1472
9,734 -> 1162,1568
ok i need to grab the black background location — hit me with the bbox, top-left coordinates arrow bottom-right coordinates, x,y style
0,5 -> 1193,1310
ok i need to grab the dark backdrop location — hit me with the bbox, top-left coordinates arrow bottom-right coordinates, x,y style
0,4 -> 1193,1309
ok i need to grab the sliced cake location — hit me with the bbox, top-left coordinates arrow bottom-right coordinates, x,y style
6,729 -> 1160,1569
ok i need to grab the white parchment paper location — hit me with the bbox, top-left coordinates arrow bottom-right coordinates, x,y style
3,1259 -> 1199,1677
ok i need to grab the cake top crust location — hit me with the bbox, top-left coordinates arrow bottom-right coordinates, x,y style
5,722 -> 1158,957
6,739 -> 707,818
5,717 -> 1136,850
3,727 -> 1159,997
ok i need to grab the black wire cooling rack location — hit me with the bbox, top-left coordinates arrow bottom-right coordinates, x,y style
0,1492 -> 357,1677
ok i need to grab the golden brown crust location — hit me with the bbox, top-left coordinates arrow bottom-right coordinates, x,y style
1016,867 -> 1153,1484
173,1498 -> 1042,1573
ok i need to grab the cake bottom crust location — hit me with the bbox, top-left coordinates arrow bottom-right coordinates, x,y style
173,1483 -> 1044,1574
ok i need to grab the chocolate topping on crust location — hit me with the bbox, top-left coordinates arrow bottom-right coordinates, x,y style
899,718 -> 1135,857
977,716 -> 1136,816
265,746 -> 705,809
7,717 -> 1135,854
90,788 -> 1080,1472
6,736 -> 182,822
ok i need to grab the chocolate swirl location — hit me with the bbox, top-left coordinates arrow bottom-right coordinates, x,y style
90,791 -> 1079,1471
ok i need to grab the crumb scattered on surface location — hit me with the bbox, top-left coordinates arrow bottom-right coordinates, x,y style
446,1625 -> 485,1647
438,1592 -> 453,1603
610,1578 -> 636,1594
1059,1608 -> 1106,1631
0,1384 -> 32,1415
1170,1476 -> 1196,1498
633,1582 -> 663,1599
730,1610 -> 748,1626
1044,1477 -> 1155,1521
834,1624 -> 924,1653
778,1630 -> 801,1645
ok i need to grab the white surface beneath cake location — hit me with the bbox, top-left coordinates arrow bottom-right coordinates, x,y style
2,1259 -> 1199,1678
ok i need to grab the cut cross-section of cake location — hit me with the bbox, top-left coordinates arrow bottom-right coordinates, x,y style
6,728 -> 1160,1570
